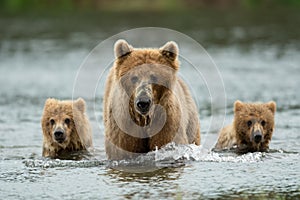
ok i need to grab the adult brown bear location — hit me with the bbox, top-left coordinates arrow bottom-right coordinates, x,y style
103,40 -> 201,160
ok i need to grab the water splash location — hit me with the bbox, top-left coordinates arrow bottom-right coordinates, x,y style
23,158 -> 106,168
153,143 -> 265,163
107,143 -> 265,170
23,143 -> 267,170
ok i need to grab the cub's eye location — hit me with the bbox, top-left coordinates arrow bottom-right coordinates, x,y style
261,120 -> 266,126
131,76 -> 138,84
65,118 -> 71,125
50,119 -> 55,125
247,120 -> 252,127
150,74 -> 158,83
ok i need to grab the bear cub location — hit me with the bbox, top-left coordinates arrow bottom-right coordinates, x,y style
214,100 -> 276,153
41,98 -> 93,159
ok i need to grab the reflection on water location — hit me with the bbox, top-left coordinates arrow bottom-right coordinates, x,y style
107,167 -> 182,183
106,167 -> 183,199
0,11 -> 300,199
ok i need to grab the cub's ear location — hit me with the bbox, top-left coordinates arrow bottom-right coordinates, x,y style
44,98 -> 57,108
266,101 -> 276,114
234,100 -> 244,112
74,98 -> 86,113
114,39 -> 133,58
159,41 -> 178,61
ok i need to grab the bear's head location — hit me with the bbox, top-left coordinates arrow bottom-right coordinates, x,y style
41,98 -> 86,148
233,100 -> 276,152
113,39 -> 179,126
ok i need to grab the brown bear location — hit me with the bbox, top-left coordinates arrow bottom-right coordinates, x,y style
103,39 -> 201,160
41,98 -> 93,159
214,100 -> 276,153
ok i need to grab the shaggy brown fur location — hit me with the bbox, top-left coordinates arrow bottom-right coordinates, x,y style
214,100 -> 276,153
41,98 -> 93,159
103,40 -> 201,160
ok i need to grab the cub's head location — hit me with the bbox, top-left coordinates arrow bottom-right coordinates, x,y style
233,100 -> 276,152
113,40 -> 179,123
41,98 -> 86,148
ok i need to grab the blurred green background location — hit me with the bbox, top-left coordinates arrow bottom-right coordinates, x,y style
0,0 -> 299,49
1,0 -> 300,13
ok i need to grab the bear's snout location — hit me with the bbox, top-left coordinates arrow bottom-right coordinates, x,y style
135,96 -> 152,115
134,83 -> 153,115
252,130 -> 263,143
54,128 -> 65,143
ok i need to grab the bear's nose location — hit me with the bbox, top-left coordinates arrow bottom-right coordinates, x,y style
136,97 -> 152,114
253,131 -> 262,143
54,131 -> 64,138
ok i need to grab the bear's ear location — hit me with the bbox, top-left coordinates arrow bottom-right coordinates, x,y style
74,98 -> 86,113
44,98 -> 57,108
114,39 -> 133,58
234,100 -> 244,112
159,41 -> 179,61
266,101 -> 276,114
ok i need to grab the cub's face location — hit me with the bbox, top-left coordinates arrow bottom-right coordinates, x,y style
42,98 -> 86,148
47,112 -> 73,147
234,100 -> 276,152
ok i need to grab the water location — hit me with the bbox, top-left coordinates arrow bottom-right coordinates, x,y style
1,13 -> 300,199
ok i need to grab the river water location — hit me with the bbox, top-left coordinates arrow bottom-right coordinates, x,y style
0,13 -> 299,199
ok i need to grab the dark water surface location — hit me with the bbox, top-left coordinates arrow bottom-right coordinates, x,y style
0,12 -> 300,199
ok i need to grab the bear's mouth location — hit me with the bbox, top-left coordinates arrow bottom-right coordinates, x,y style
55,138 -> 65,144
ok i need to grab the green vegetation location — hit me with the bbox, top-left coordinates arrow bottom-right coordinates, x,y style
0,0 -> 300,14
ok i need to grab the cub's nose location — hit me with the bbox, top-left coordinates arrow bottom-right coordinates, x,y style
253,131 -> 262,143
136,97 -> 152,114
54,131 -> 64,139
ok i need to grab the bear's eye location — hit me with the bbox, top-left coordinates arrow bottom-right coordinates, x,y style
150,74 -> 158,83
131,76 -> 138,84
50,119 -> 55,125
65,118 -> 71,125
247,120 -> 252,127
261,120 -> 266,126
